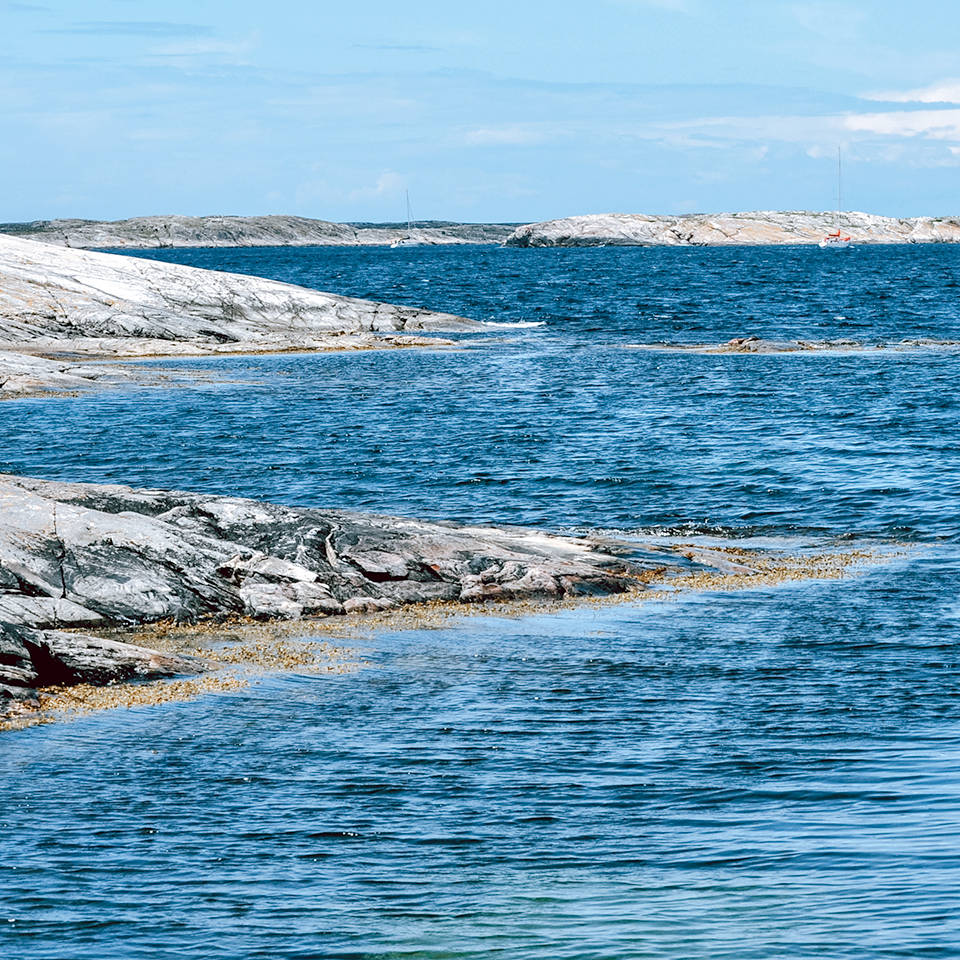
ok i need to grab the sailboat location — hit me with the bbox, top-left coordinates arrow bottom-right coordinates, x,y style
819,148 -> 852,249
389,191 -> 422,248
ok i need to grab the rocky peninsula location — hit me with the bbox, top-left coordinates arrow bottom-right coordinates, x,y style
0,216 -> 515,250
505,211 -> 960,246
0,473 -> 675,720
0,233 -> 480,396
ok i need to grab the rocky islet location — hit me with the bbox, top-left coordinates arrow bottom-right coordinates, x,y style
0,215 -> 517,249
504,210 -> 960,246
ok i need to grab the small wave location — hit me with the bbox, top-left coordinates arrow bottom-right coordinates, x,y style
478,320 -> 548,329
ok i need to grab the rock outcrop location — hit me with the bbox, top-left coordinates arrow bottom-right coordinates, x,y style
505,211 -> 960,247
0,622 -> 197,718
0,473 -> 677,716
0,233 -> 481,395
0,350 -> 134,396
0,216 -> 516,250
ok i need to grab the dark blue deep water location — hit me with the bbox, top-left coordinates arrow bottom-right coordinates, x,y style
2,245 -> 960,958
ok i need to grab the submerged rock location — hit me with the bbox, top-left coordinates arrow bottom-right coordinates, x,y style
505,211 -> 960,247
626,337 -> 960,355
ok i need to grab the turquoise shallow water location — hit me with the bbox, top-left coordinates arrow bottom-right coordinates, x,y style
1,245 -> 959,958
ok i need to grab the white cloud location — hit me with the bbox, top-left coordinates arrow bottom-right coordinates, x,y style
788,1 -> 866,41
604,0 -> 694,11
844,107 -> 960,140
865,79 -> 960,104
347,171 -> 406,200
463,124 -> 549,146
146,36 -> 257,65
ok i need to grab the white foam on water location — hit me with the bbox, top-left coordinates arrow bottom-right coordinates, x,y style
478,320 -> 547,329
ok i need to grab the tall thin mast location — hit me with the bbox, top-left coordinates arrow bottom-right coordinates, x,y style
837,147 -> 842,227
405,190 -> 412,233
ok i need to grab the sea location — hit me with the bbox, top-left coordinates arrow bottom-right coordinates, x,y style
1,243 -> 959,959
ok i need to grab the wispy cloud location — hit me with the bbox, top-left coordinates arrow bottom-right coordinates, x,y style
788,1 -> 867,41
144,36 -> 260,68
349,171 -> 406,200
844,107 -> 960,140
353,43 -> 444,53
865,79 -> 960,104
42,21 -> 214,38
604,0 -> 695,12
463,124 -> 551,146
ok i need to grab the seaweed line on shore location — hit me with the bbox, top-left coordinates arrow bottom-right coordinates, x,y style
0,544 -> 904,733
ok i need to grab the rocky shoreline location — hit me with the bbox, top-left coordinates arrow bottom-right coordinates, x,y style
0,215 -> 516,250
0,473 -> 680,721
0,233 -> 697,726
505,210 -> 960,246
0,227 -> 886,728
0,233 -> 481,397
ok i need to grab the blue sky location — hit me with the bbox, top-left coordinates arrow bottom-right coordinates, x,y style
4,0 -> 960,221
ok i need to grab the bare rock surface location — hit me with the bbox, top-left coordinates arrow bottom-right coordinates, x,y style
0,233 -> 480,395
0,350 -> 133,396
505,211 -> 960,247
0,620 -> 196,717
0,216 -> 516,249
0,473 -> 681,715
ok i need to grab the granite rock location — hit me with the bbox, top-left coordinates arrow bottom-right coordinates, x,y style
0,216 -> 516,249
0,233 -> 481,395
0,472 -> 679,717
0,619 -> 197,717
505,211 -> 960,247
0,473 -> 661,628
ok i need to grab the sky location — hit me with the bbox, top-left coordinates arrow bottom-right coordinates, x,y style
3,0 -> 960,222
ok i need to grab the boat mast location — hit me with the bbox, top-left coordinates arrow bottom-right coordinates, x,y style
405,190 -> 412,234
836,146 -> 842,230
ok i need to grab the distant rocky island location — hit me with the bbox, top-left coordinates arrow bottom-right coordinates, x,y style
5,210 -> 959,250
0,215 -> 516,249
504,211 -> 960,246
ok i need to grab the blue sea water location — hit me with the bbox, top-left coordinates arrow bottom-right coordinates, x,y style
1,244 -> 960,958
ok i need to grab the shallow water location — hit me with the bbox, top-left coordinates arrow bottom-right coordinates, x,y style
2,245 -> 959,958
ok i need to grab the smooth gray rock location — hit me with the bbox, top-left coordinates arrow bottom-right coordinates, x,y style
0,472 -> 685,717
0,216 -> 516,249
505,211 -> 960,247
0,625 -> 37,688
0,233 -> 481,396
0,349 -> 135,396
25,627 -> 197,687
0,473 -> 662,627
